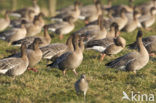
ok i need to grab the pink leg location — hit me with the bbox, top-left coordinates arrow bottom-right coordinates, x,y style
100,54 -> 106,61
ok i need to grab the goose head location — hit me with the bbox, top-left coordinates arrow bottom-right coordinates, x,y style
120,8 -> 127,17
115,37 -> 126,48
74,1 -> 81,10
95,0 -> 102,12
150,7 -> 156,16
32,38 -> 42,50
80,74 -> 86,80
132,10 -> 141,21
111,22 -> 120,38
72,34 -> 80,52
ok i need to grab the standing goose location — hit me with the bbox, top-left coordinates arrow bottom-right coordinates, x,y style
48,16 -> 75,40
0,22 -> 27,45
122,10 -> 141,32
40,35 -> 73,60
51,1 -> 80,22
75,74 -> 89,101
128,35 -> 156,56
0,11 -> 10,32
11,38 -> 42,72
0,43 -> 29,76
140,7 -> 156,30
47,35 -> 84,75
85,23 -> 126,61
75,15 -> 107,42
105,30 -> 149,73
12,25 -> 51,47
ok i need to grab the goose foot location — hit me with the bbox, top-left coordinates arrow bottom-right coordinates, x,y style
28,68 -> 38,72
73,69 -> 78,76
149,53 -> 156,57
100,54 -> 106,61
59,34 -> 64,40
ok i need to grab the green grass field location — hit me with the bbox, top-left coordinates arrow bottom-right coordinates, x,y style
0,0 -> 156,103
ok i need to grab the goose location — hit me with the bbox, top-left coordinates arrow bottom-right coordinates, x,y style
75,15 -> 107,42
83,0 -> 102,24
0,43 -> 29,76
0,22 -> 27,45
122,10 -> 141,32
105,30 -> 149,73
106,0 -> 134,16
48,16 -> 75,40
10,10 -> 35,27
137,0 -> 156,15
140,7 -> 156,30
75,74 -> 89,101
85,23 -> 126,61
10,0 -> 40,17
110,8 -> 128,30
0,11 -> 10,32
128,35 -> 156,56
47,35 -> 84,75
11,38 -> 42,72
12,25 -> 51,47
40,35 -> 73,60
51,1 -> 80,22
26,15 -> 42,36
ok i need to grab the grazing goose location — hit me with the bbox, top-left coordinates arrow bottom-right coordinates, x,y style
40,35 -> 73,60
83,0 -> 102,24
75,15 -> 107,42
47,35 -> 84,75
0,22 -> 27,45
10,0 -> 40,17
85,23 -> 126,61
12,25 -> 51,47
48,16 -> 75,40
140,7 -> 156,30
122,10 -> 141,32
128,35 -> 156,56
51,1 -> 80,22
75,74 -> 89,101
0,43 -> 29,76
105,30 -> 149,73
0,11 -> 10,31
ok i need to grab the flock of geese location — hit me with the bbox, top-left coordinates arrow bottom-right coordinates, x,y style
0,0 -> 156,99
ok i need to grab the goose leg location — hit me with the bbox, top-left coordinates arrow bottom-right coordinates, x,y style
28,68 -> 38,72
59,34 -> 64,40
73,69 -> 78,76
84,91 -> 87,101
145,27 -> 152,31
63,70 -> 66,75
100,53 -> 106,61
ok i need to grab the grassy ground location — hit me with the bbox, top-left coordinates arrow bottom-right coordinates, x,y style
0,0 -> 156,103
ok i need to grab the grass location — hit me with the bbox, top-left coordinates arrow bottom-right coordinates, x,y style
0,0 -> 156,103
